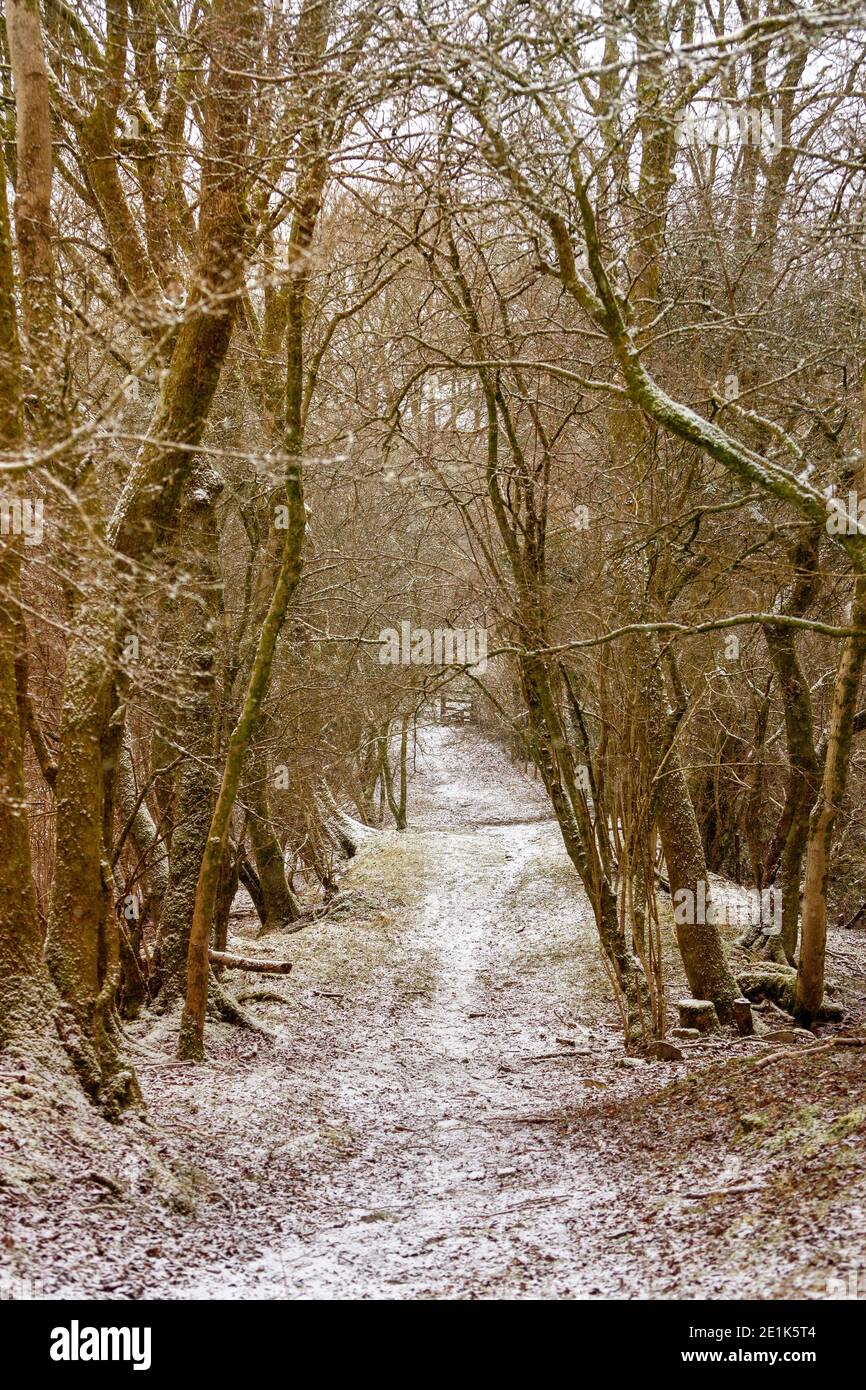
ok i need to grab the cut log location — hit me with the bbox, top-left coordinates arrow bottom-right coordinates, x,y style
208,950 -> 292,975
677,999 -> 720,1033
732,997 -> 754,1036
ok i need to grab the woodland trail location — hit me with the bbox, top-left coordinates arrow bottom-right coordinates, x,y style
146,729 -> 633,1299
5,729 -> 864,1300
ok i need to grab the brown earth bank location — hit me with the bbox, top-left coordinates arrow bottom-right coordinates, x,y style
1,729 -> 864,1299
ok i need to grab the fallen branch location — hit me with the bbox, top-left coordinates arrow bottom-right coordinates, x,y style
83,1170 -> 124,1196
137,1060 -> 197,1069
521,1050 -> 593,1062
753,1047 -> 809,1069
208,950 -> 293,975
751,1035 -> 866,1069
488,1113 -> 559,1125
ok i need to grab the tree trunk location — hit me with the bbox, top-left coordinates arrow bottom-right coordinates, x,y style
115,730 -> 169,926
521,648 -> 651,1047
244,741 -> 299,929
0,538 -> 72,1077
180,472 -> 306,1059
380,717 -> 409,830
5,0 -> 57,384
237,843 -> 268,925
0,143 -> 70,1078
642,639 -> 739,1021
760,531 -> 821,962
157,472 -> 224,1007
3,1 -> 79,1081
796,579 -> 866,1022
179,0 -> 329,1053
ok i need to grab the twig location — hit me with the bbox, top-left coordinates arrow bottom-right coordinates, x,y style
111,757 -> 181,868
685,1184 -> 763,1199
137,1060 -> 197,1069
488,1113 -> 560,1124
520,1050 -> 593,1062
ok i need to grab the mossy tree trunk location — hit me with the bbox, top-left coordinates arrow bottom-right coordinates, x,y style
761,530 -> 821,963
0,539 -> 71,1075
796,575 -> 866,1023
76,0 -> 165,340
157,469 -> 224,1008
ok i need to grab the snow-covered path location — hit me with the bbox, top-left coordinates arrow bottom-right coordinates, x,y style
161,728 -> 629,1298
6,727 -> 861,1301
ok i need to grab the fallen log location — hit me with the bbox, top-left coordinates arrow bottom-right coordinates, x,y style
751,1035 -> 866,1069
208,950 -> 292,975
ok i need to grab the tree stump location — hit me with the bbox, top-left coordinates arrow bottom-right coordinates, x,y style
677,999 -> 720,1034
732,997 -> 754,1036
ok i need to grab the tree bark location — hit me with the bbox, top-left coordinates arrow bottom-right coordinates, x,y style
0,140 -> 70,1079
115,730 -> 169,925
244,740 -> 300,929
5,0 -> 57,375
761,532 -> 821,962
157,470 -> 224,1007
642,636 -> 739,1021
796,578 -> 866,1023
179,471 -> 306,1058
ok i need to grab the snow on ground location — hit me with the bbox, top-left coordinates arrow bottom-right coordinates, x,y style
2,726 -> 865,1299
